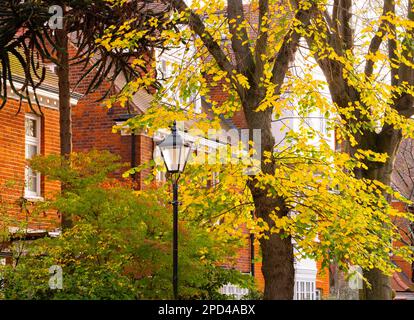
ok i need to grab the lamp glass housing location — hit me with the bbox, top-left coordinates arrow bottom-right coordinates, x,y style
158,126 -> 191,173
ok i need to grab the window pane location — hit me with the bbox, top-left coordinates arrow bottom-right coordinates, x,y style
25,118 -> 37,137
26,168 -> 38,193
26,144 -> 38,159
306,282 -> 310,300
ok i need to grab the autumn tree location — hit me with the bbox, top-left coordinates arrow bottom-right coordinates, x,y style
0,151 -> 255,299
288,0 -> 414,299
156,0 -> 317,300
100,0 -> 414,300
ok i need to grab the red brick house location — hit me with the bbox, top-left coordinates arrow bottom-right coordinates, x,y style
0,62 -> 81,263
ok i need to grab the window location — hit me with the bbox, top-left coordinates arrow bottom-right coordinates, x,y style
206,171 -> 220,189
320,112 -> 330,135
211,171 -> 220,187
154,146 -> 167,183
320,116 -> 327,134
156,169 -> 167,183
156,52 -> 202,114
25,114 -> 41,198
308,112 -> 328,135
220,283 -> 249,300
0,257 -> 5,290
315,288 -> 322,300
294,280 -> 316,300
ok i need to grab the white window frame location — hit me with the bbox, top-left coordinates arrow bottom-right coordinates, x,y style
319,111 -> 328,135
219,283 -> 249,300
293,254 -> 317,300
294,280 -> 316,300
315,288 -> 322,300
211,171 -> 220,188
156,49 -> 202,114
24,114 -> 42,199
153,146 -> 167,183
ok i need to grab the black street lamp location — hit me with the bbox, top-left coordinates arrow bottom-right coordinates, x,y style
157,121 -> 192,299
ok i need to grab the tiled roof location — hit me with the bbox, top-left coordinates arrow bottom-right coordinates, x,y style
8,52 -> 59,88
392,272 -> 413,292
5,51 -> 82,100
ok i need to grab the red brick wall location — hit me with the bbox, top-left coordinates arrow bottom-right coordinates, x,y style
316,261 -> 330,298
137,134 -> 154,189
71,91 -> 155,184
206,76 -> 248,129
0,100 -> 61,231
391,201 -> 413,284
253,240 -> 265,291
69,43 -> 154,184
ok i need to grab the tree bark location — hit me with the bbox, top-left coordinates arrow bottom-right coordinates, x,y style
56,28 -> 72,158
260,230 -> 295,299
55,11 -> 73,229
244,93 -> 295,299
356,128 -> 402,300
362,268 -> 392,300
253,189 -> 295,299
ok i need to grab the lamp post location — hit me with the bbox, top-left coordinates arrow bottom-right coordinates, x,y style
157,121 -> 192,299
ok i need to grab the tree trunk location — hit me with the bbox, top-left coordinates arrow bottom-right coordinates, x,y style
260,212 -> 295,299
55,12 -> 72,229
249,184 -> 295,299
56,28 -> 72,158
362,268 -> 392,300
244,95 -> 295,299
361,162 -> 394,300
260,233 -> 295,299
357,128 -> 402,300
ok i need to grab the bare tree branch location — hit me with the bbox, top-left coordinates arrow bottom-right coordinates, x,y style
227,0 -> 255,76
270,5 -> 314,91
365,0 -> 394,78
339,0 -> 353,51
253,0 -> 269,82
170,0 -> 235,77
